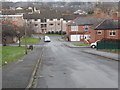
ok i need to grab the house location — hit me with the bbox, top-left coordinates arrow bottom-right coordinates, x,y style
66,17 -> 103,43
90,19 -> 120,43
0,15 -> 25,26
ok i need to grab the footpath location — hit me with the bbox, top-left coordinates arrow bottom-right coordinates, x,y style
2,45 -> 44,88
61,39 -> 119,61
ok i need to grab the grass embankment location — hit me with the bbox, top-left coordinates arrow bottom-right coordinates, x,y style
74,43 -> 89,46
2,46 -> 25,65
21,37 -> 40,44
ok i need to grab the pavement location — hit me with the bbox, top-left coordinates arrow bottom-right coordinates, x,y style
83,49 -> 119,61
59,38 -> 119,61
35,36 -> 118,88
2,44 -> 44,88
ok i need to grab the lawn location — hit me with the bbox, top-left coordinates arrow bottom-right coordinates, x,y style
21,37 -> 40,44
2,46 -> 25,65
74,43 -> 90,46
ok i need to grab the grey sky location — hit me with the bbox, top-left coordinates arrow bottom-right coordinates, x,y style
1,0 -> 120,2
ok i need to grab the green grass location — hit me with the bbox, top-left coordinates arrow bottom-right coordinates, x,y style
74,43 -> 89,46
2,46 -> 25,65
21,37 -> 40,44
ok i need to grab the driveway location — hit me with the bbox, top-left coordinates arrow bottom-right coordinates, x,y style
35,36 -> 118,88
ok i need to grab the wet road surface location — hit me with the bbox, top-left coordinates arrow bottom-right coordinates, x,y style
35,36 -> 118,88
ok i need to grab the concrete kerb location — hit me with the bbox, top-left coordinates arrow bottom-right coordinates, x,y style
64,43 -> 90,48
25,47 -> 44,89
82,51 -> 119,61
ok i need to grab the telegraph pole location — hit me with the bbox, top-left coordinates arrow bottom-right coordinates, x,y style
24,20 -> 28,54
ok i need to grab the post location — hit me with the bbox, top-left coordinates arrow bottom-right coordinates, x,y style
25,20 -> 28,54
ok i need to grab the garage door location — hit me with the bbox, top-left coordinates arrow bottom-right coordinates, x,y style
71,35 -> 80,41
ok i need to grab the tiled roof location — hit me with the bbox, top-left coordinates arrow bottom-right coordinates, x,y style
91,19 -> 120,30
67,17 -> 104,25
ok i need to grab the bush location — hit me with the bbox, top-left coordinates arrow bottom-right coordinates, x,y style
55,31 -> 59,34
51,31 -> 54,34
62,31 -> 66,35
47,31 -> 51,34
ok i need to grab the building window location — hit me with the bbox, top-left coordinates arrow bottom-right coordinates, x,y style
49,24 -> 54,25
41,19 -> 46,22
34,19 -> 38,21
35,24 -> 38,26
58,23 -> 60,25
12,17 -> 17,21
41,24 -> 47,27
97,30 -> 102,35
71,26 -> 78,31
84,25 -> 88,31
110,30 -> 116,36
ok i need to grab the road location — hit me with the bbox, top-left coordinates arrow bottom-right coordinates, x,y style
34,36 -> 118,88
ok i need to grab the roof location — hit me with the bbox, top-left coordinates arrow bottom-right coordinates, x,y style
23,9 -> 62,19
91,19 -> 120,30
67,17 -> 104,26
62,14 -> 84,21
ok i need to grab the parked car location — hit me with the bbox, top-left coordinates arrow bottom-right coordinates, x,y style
90,40 -> 100,48
44,36 -> 51,42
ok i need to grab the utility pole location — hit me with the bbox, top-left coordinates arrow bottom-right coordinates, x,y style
24,20 -> 28,54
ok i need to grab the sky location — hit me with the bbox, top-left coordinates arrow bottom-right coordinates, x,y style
1,0 -> 120,2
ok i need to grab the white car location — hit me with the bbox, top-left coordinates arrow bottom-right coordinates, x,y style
90,40 -> 100,48
44,36 -> 51,42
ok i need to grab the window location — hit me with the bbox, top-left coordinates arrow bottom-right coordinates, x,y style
49,24 -> 54,26
12,17 -> 17,21
34,19 -> 38,21
41,19 -> 46,22
41,24 -> 47,27
110,30 -> 116,36
71,26 -> 78,31
97,30 -> 102,35
58,23 -> 60,25
84,25 -> 88,31
35,24 -> 38,26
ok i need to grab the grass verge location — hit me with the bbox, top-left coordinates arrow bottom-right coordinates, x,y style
2,46 -> 25,65
21,37 -> 40,44
74,43 -> 89,46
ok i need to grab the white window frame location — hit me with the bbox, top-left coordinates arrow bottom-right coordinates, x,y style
97,30 -> 102,35
109,30 -> 116,36
71,26 -> 78,31
84,25 -> 89,31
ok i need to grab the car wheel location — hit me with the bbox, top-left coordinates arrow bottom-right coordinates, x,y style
91,45 -> 96,48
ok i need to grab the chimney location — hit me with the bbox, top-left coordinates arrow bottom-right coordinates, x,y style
112,12 -> 118,20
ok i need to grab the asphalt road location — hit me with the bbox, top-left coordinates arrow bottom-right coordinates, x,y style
35,36 -> 118,88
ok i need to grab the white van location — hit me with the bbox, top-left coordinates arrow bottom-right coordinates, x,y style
44,36 -> 51,42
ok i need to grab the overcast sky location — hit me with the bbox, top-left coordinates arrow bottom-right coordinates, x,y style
2,0 -> 120,2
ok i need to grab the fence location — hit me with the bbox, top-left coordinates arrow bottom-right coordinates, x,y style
97,39 -> 120,50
